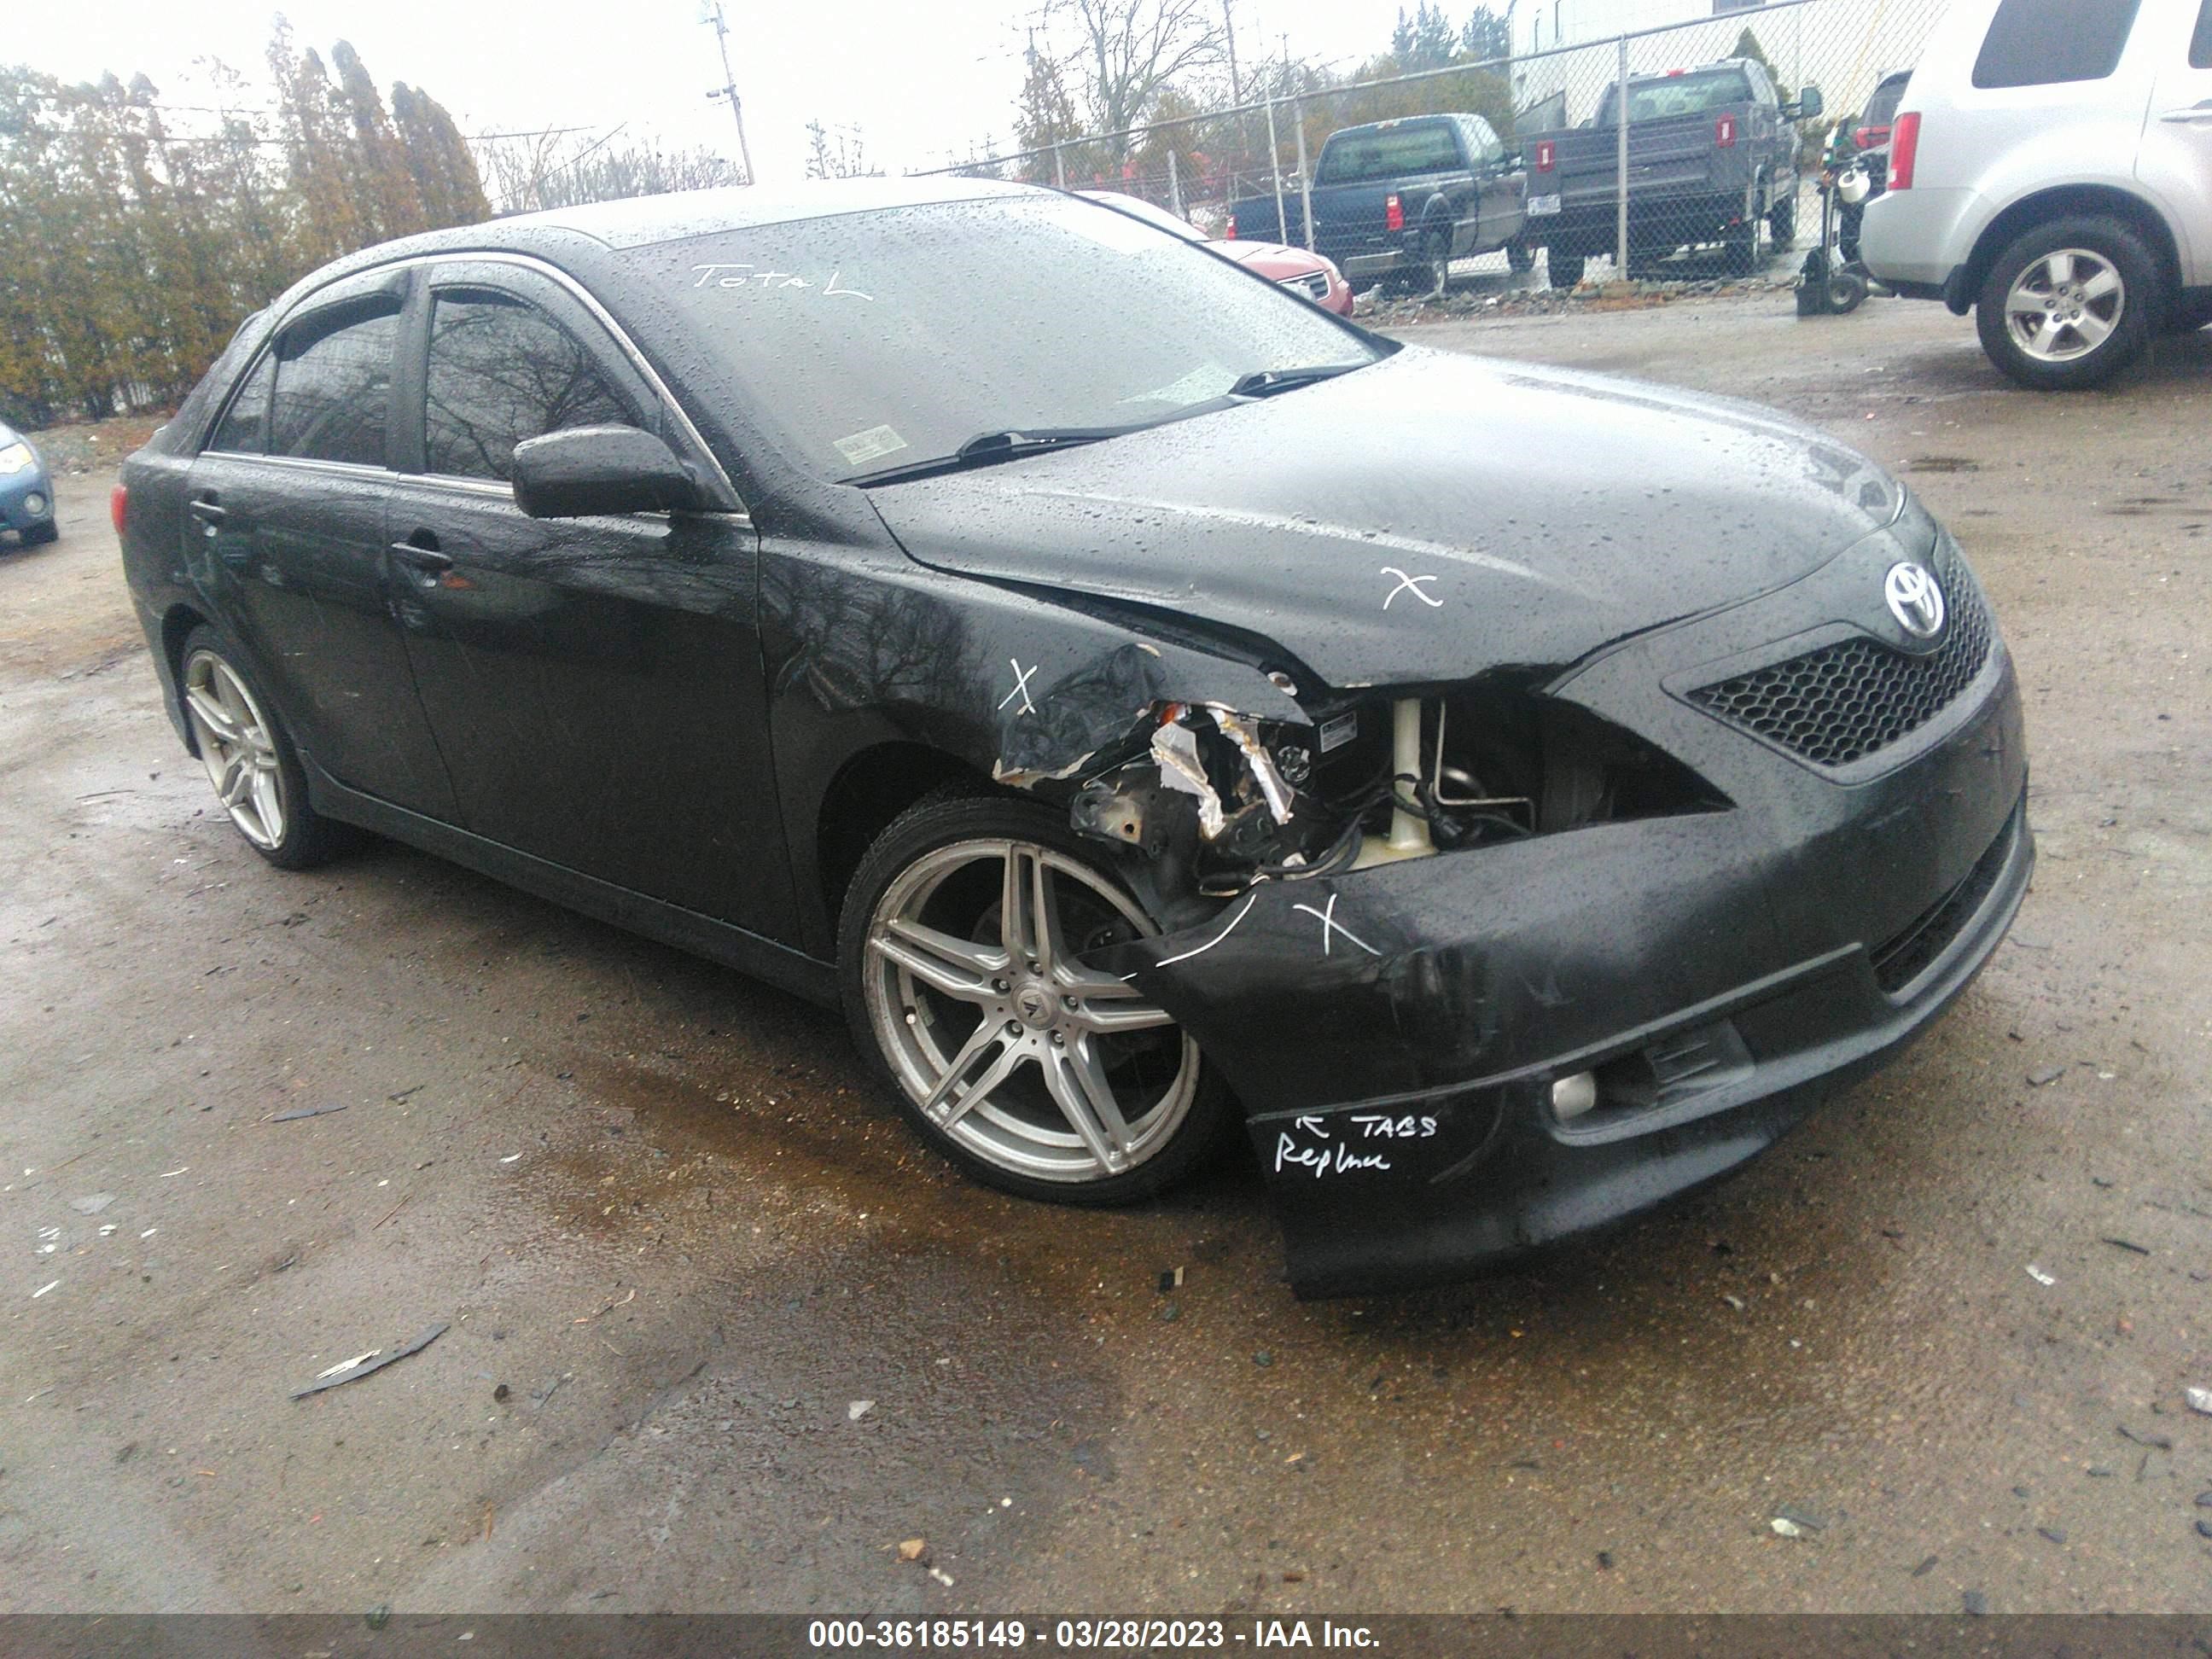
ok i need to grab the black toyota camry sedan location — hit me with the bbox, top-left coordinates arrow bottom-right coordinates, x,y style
118,178 -> 2029,1296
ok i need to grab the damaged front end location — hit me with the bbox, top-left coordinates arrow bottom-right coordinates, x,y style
1053,646 -> 2029,1299
1068,677 -> 1721,907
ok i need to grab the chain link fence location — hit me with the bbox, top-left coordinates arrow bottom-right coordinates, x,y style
918,0 -> 1943,292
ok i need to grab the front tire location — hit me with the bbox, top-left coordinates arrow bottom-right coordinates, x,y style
838,795 -> 1235,1206
178,626 -> 352,870
1975,216 -> 2159,390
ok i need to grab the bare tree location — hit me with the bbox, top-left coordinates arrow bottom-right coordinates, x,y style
1039,0 -> 1224,161
475,131 -> 742,214
803,120 -> 876,179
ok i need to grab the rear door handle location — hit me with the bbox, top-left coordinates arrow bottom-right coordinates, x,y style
187,498 -> 225,528
389,539 -> 453,573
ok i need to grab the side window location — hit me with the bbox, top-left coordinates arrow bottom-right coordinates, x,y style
1466,118 -> 1501,162
208,352 -> 274,454
2193,0 -> 2211,67
1972,0 -> 2144,87
269,306 -> 399,467
424,292 -> 637,481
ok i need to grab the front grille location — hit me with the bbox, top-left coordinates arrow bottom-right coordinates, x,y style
1279,271 -> 1330,301
1868,803 -> 2017,995
1687,549 -> 1992,768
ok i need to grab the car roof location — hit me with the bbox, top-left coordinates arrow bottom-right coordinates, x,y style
266,175 -> 1039,317
488,174 -> 1035,250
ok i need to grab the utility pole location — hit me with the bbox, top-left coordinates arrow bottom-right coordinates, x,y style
1223,0 -> 1242,102
702,0 -> 755,185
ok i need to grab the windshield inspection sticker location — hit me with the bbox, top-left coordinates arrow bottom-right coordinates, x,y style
832,425 -> 909,468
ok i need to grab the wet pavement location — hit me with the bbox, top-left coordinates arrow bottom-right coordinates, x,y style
2,294 -> 2209,1615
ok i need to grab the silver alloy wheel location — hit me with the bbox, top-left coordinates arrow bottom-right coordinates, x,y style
2005,247 -> 2124,364
863,837 -> 1201,1185
183,649 -> 287,850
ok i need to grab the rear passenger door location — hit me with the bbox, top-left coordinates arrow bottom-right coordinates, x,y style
2140,0 -> 2212,282
382,260 -> 796,940
184,274 -> 459,818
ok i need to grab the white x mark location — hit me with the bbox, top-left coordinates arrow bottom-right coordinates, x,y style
1290,892 -> 1380,958
1380,567 -> 1444,611
998,658 -> 1039,717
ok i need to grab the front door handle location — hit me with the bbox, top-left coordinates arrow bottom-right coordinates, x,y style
2161,101 -> 2212,123
187,498 -> 226,529
389,539 -> 453,574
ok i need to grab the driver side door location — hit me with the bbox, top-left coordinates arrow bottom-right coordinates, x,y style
382,259 -> 800,941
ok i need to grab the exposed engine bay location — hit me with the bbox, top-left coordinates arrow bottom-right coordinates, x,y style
1068,683 -> 1724,902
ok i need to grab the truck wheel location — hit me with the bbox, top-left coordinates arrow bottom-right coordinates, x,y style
1724,212 -> 1761,277
1768,189 -> 1797,248
1547,247 -> 1586,290
1505,236 -> 1535,276
1422,224 -> 1454,295
1975,216 -> 2159,391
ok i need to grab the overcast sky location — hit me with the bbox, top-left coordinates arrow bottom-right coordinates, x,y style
12,0 -> 1443,182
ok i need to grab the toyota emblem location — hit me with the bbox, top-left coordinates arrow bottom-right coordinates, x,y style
1883,562 -> 1946,638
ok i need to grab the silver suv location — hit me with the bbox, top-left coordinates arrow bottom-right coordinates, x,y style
1862,0 -> 2212,388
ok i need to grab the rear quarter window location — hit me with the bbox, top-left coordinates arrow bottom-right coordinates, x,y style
1972,0 -> 2144,87
2193,0 -> 2211,67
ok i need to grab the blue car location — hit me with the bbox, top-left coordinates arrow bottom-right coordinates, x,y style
0,421 -> 58,547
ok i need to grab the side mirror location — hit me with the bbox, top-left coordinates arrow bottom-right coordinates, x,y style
1789,85 -> 1825,120
510,425 -> 702,519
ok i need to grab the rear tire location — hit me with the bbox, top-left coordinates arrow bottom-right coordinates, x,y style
1505,236 -> 1535,276
1768,188 -> 1798,247
1723,211 -> 1760,277
1547,247 -> 1586,290
1421,224 -> 1454,295
838,794 -> 1237,1207
1975,215 -> 2159,390
178,625 -> 355,870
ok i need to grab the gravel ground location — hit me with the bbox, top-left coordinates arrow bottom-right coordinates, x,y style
1,288 -> 2208,1616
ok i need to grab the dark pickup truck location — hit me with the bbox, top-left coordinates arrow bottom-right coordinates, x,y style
1521,58 -> 1820,287
1230,114 -> 1528,295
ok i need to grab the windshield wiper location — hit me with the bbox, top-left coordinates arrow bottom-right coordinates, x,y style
1227,364 -> 1362,399
851,426 -> 1128,486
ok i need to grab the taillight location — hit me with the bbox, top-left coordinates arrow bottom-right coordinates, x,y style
1534,139 -> 1555,173
1225,212 -> 1237,239
1888,111 -> 1920,190
1385,192 -> 1404,232
1714,114 -> 1737,148
110,482 -> 128,536
1854,124 -> 1890,149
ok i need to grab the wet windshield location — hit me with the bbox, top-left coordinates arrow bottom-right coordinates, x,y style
637,193 -> 1377,482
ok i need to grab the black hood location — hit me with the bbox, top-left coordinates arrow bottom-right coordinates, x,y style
866,347 -> 1914,689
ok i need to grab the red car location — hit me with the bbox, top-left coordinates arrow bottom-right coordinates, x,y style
1078,189 -> 1357,317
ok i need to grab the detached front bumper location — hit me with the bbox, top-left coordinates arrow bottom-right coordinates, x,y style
1108,521 -> 2031,1296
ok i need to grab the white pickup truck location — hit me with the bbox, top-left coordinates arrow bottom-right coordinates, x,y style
1861,0 -> 2212,387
